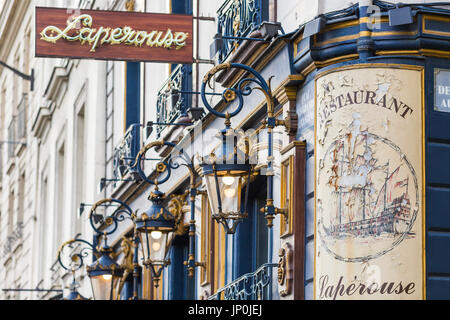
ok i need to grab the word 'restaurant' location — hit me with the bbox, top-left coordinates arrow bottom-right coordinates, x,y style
40,14 -> 189,52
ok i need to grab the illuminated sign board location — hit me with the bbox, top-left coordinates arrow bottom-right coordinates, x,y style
35,7 -> 193,64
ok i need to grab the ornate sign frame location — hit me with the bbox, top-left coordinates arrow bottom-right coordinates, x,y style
35,7 -> 193,64
314,64 -> 426,300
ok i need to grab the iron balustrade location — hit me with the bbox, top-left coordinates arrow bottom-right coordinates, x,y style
216,0 -> 268,63
112,124 -> 141,181
155,64 -> 192,138
208,263 -> 278,300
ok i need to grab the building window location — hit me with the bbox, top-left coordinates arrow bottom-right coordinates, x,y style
54,143 -> 66,253
74,106 -> 86,235
105,60 -> 115,194
18,172 -> 25,224
38,173 -> 48,286
8,190 -> 14,237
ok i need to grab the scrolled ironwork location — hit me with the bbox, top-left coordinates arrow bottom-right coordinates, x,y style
57,235 -> 95,272
208,263 -> 278,300
201,62 -> 274,124
88,198 -> 134,236
134,140 -> 196,186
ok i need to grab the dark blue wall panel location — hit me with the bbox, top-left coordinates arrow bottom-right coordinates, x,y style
425,60 -> 450,299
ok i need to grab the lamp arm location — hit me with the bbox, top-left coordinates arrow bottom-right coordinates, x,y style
57,237 -> 95,272
88,198 -> 134,236
201,63 -> 273,124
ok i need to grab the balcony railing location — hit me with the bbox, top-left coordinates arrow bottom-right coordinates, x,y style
216,0 -> 268,63
7,94 -> 28,159
113,124 -> 141,181
208,263 -> 277,300
155,64 -> 192,138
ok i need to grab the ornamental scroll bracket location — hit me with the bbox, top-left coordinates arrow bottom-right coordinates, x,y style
278,242 -> 293,297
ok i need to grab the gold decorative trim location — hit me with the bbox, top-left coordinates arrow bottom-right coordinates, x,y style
280,155 -> 294,237
314,29 -> 417,47
278,243 -> 293,297
376,49 -> 450,59
314,33 -> 359,47
371,30 -> 417,37
280,140 -> 306,156
315,53 -> 359,69
200,194 -> 210,286
422,14 -> 450,37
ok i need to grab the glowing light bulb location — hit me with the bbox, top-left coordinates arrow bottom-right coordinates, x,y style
224,187 -> 236,198
152,242 -> 161,252
222,176 -> 235,186
151,231 -> 162,240
102,274 -> 112,281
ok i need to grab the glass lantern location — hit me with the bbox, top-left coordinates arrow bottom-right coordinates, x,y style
201,128 -> 253,234
86,244 -> 123,300
135,189 -> 176,287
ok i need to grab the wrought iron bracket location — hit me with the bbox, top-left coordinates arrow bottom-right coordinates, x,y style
0,61 -> 34,91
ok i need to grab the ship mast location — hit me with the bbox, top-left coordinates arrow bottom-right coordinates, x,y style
383,161 -> 390,211
338,148 -> 344,225
362,133 -> 368,221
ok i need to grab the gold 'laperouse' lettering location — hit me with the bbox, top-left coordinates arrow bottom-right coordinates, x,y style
40,14 -> 189,52
318,90 -> 414,125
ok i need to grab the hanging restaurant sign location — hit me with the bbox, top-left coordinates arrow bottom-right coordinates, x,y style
35,7 -> 193,64
314,64 -> 425,300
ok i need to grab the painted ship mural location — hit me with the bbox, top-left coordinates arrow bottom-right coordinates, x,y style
323,124 -> 412,239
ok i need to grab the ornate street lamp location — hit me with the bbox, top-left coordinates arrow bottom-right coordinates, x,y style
86,198 -> 137,300
134,141 -> 180,287
135,188 -> 174,287
56,235 -> 93,300
64,276 -> 89,300
134,140 -> 205,285
200,62 -> 289,232
86,237 -> 124,300
57,198 -> 140,300
201,127 -> 253,234
199,62 -> 269,234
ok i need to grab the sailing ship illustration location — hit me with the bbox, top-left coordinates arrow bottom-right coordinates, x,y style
323,127 -> 412,239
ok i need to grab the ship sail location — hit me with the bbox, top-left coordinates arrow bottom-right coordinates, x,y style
325,123 -> 411,238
